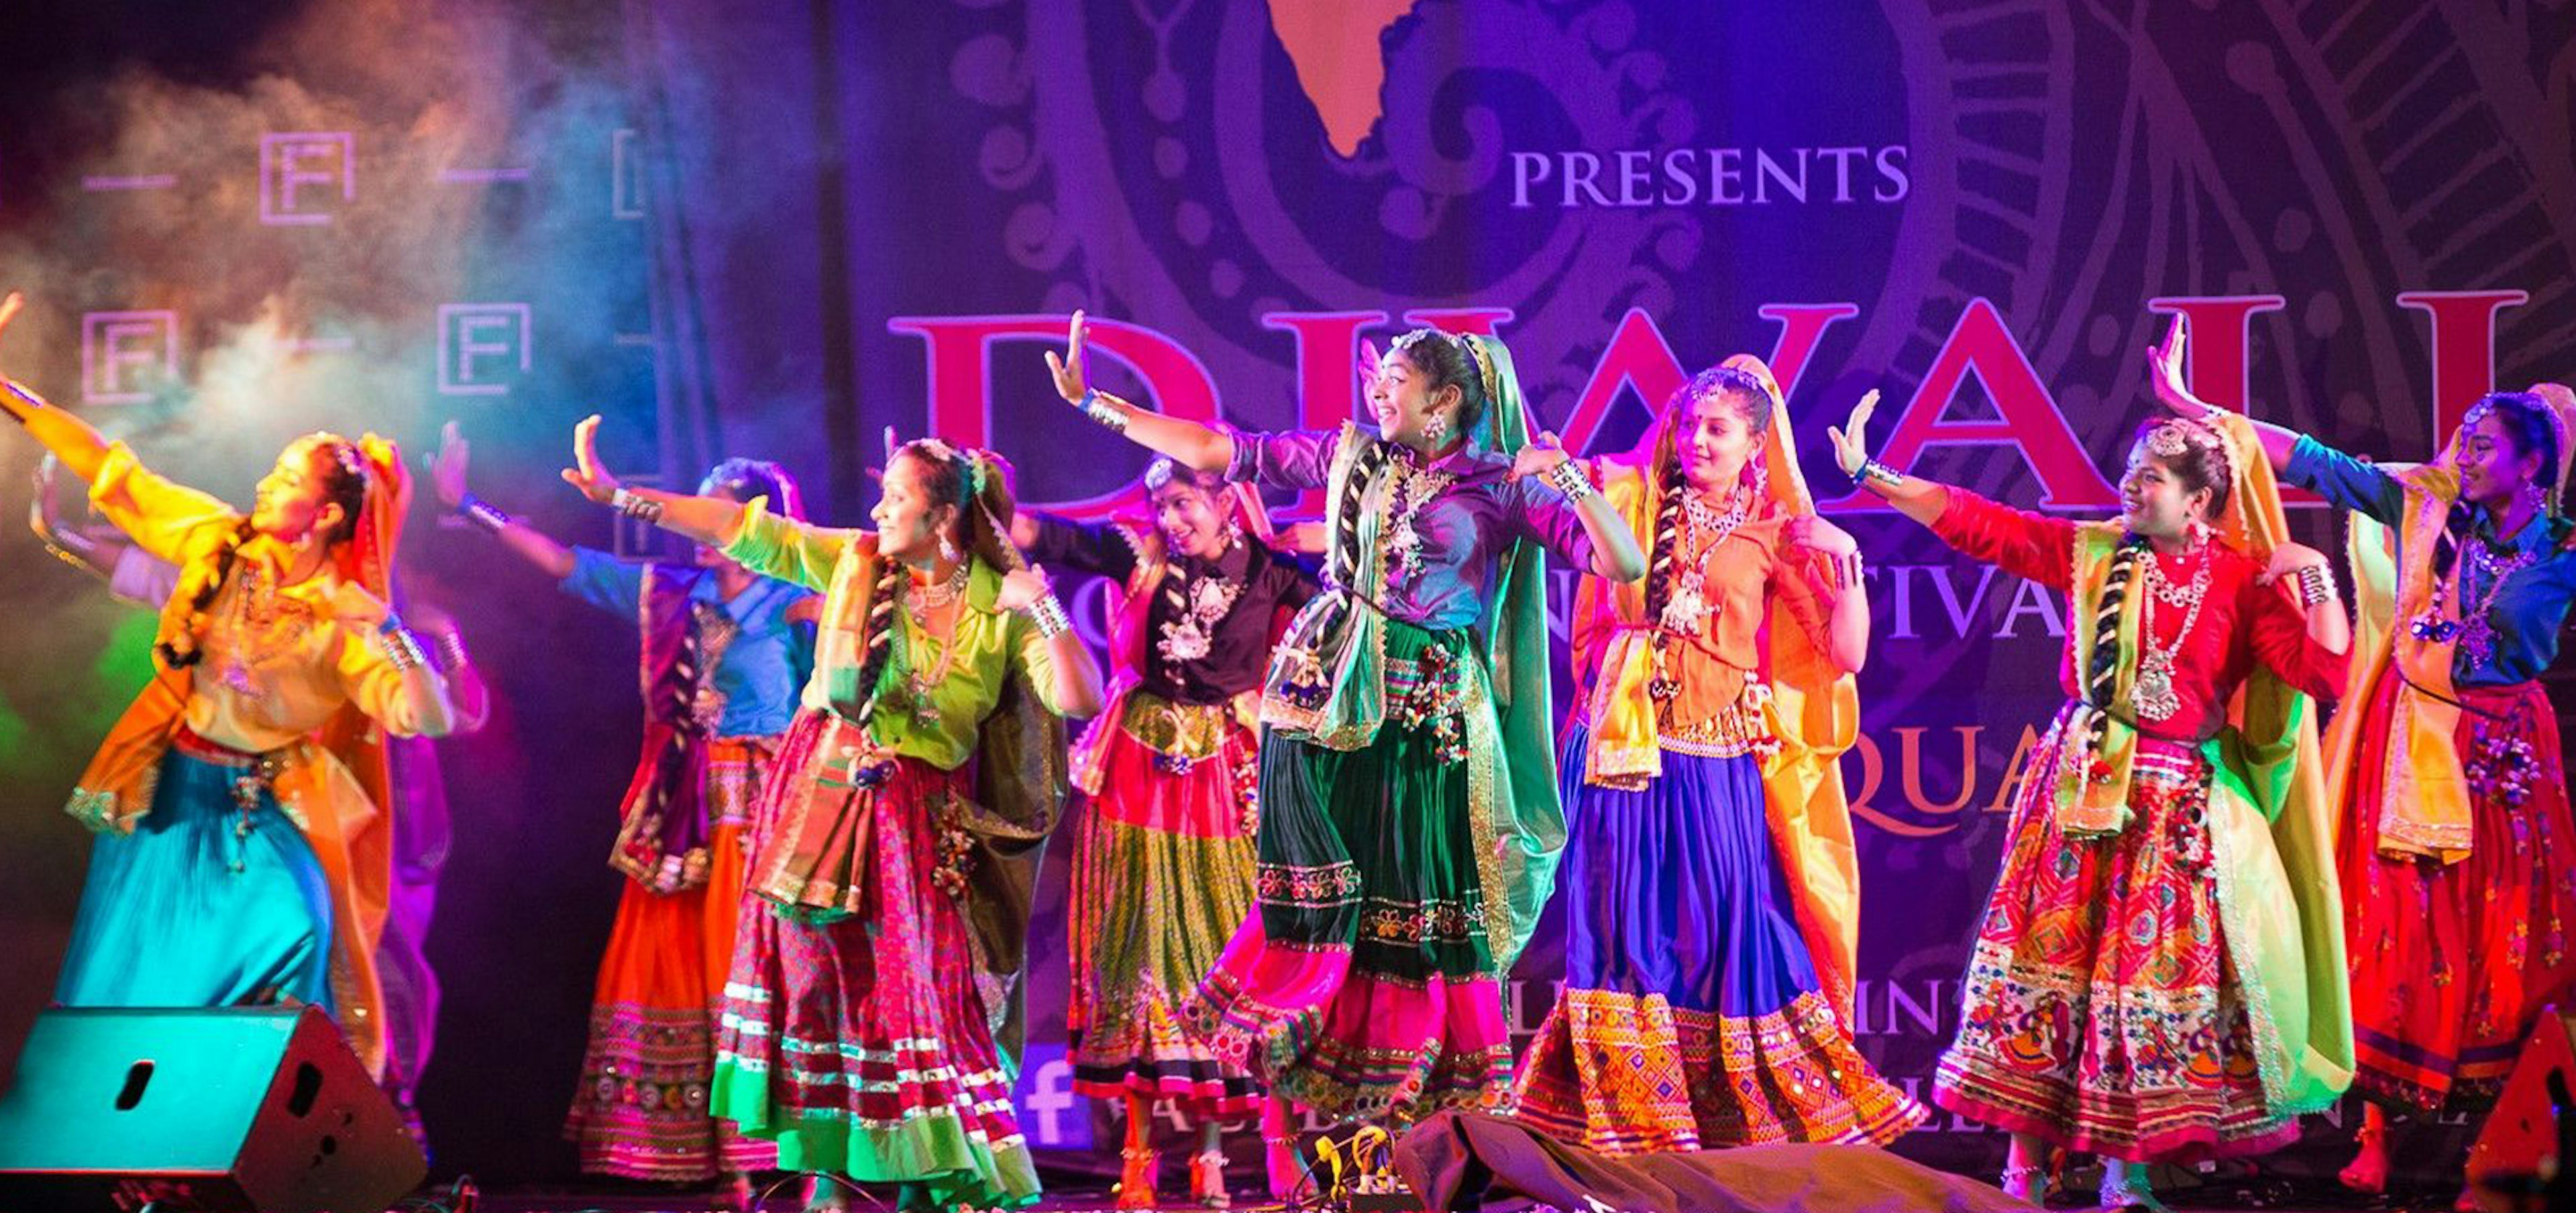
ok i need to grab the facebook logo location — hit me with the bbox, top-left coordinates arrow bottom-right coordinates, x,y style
1012,1045 -> 1088,1150
258,132 -> 355,225
80,311 -> 179,404
436,303 -> 532,397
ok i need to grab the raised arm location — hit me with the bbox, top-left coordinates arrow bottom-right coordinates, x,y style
1046,311 -> 1236,474
1780,515 -> 1870,676
432,421 -> 576,581
2145,315 -> 2402,523
0,295 -> 113,483
559,414 -> 749,547
1829,388 -> 2075,588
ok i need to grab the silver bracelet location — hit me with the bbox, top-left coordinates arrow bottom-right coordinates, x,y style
2294,563 -> 2334,608
458,494 -> 513,535
1078,389 -> 1129,436
1024,594 -> 1071,639
380,626 -> 429,673
1856,459 -> 1904,488
431,629 -> 470,674
1541,458 -> 1597,502
610,487 -> 664,524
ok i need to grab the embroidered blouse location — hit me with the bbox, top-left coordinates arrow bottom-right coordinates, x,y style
85,443 -> 452,751
1023,513 -> 1317,704
1930,487 -> 2347,740
1223,427 -> 1598,629
1576,504 -> 1835,734
2286,435 -> 2576,687
561,547 -> 816,737
721,500 -> 1067,772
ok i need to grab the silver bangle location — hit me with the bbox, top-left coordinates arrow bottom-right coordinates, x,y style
431,629 -> 470,674
1078,389 -> 1129,436
2295,563 -> 2334,608
1856,459 -> 1904,488
459,494 -> 513,535
610,487 -> 664,524
380,627 -> 429,673
1025,594 -> 1071,639
1541,458 -> 1597,502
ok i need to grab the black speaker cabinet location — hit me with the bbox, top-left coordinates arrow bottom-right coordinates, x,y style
0,1006 -> 426,1212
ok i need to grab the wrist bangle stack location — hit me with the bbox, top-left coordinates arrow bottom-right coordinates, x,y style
431,629 -> 470,674
1541,459 -> 1597,502
458,493 -> 513,535
380,626 -> 429,673
1077,389 -> 1129,436
1854,459 -> 1904,489
1025,594 -> 1072,639
610,487 -> 664,525
2294,563 -> 2334,608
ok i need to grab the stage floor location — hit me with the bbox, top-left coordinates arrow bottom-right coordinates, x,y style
444,1178 -> 2478,1213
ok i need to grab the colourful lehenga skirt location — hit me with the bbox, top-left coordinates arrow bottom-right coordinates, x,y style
2341,678 -> 2576,1112
1180,621 -> 1513,1123
711,713 -> 1038,1208
565,736 -> 782,1180
1513,719 -> 1925,1153
1067,691 -> 1263,1117
1933,706 -> 2296,1164
55,730 -> 334,1011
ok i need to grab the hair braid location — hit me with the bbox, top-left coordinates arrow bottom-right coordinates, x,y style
154,517 -> 258,668
1642,458 -> 1685,633
848,556 -> 906,726
1330,437 -> 1392,590
2077,537 -> 2144,758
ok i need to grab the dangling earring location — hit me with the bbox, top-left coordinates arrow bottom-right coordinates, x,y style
938,532 -> 961,564
2520,478 -> 2546,518
1223,518 -> 1245,550
1421,413 -> 1450,447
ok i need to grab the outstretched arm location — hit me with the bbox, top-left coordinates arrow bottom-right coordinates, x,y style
559,413 -> 748,546
0,295 -> 113,484
1507,433 -> 1648,582
1827,388 -> 1947,527
2145,313 -> 2299,473
994,565 -> 1106,718
433,421 -> 577,581
1046,311 -> 1236,473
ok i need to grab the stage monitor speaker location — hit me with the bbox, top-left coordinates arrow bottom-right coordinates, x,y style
2465,1010 -> 2576,1203
0,1006 -> 426,1213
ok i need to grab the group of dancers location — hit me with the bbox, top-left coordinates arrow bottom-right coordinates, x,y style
5,285 -> 2572,1212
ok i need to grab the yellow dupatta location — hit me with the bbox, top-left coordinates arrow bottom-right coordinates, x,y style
2328,382 -> 2576,864
69,435 -> 414,1079
1572,354 -> 1865,1022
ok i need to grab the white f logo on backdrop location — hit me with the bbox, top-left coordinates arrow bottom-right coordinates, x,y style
436,303 -> 532,397
258,132 -> 355,225
80,311 -> 178,405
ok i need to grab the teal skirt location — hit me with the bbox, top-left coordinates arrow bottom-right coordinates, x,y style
54,741 -> 334,1010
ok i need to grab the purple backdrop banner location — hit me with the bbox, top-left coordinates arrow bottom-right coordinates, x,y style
0,0 -> 2569,1186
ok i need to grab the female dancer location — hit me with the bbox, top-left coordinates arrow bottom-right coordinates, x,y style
1043,313 -> 1646,1177
430,425 -> 816,1199
559,416 -> 1102,1211
1511,356 -> 1925,1153
1829,380 -> 2353,1208
2145,319 -> 2576,1200
0,292 -> 455,1080
1008,460 -> 1316,1207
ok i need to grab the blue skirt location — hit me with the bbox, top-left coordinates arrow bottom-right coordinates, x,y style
54,743 -> 335,1010
1509,721 -> 1923,1152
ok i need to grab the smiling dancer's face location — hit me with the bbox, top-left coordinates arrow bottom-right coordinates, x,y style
1672,387 -> 1763,496
2117,448 -> 2210,539
1151,479 -> 1231,560
1367,347 -> 1463,452
2453,410 -> 2546,514
870,453 -> 961,566
250,437 -> 352,547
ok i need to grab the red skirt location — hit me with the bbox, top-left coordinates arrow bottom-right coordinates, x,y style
564,737 -> 780,1180
1932,707 -> 2295,1165
2342,678 -> 2576,1112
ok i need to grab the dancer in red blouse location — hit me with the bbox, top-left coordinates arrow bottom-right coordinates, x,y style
1828,394 -> 2353,1210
